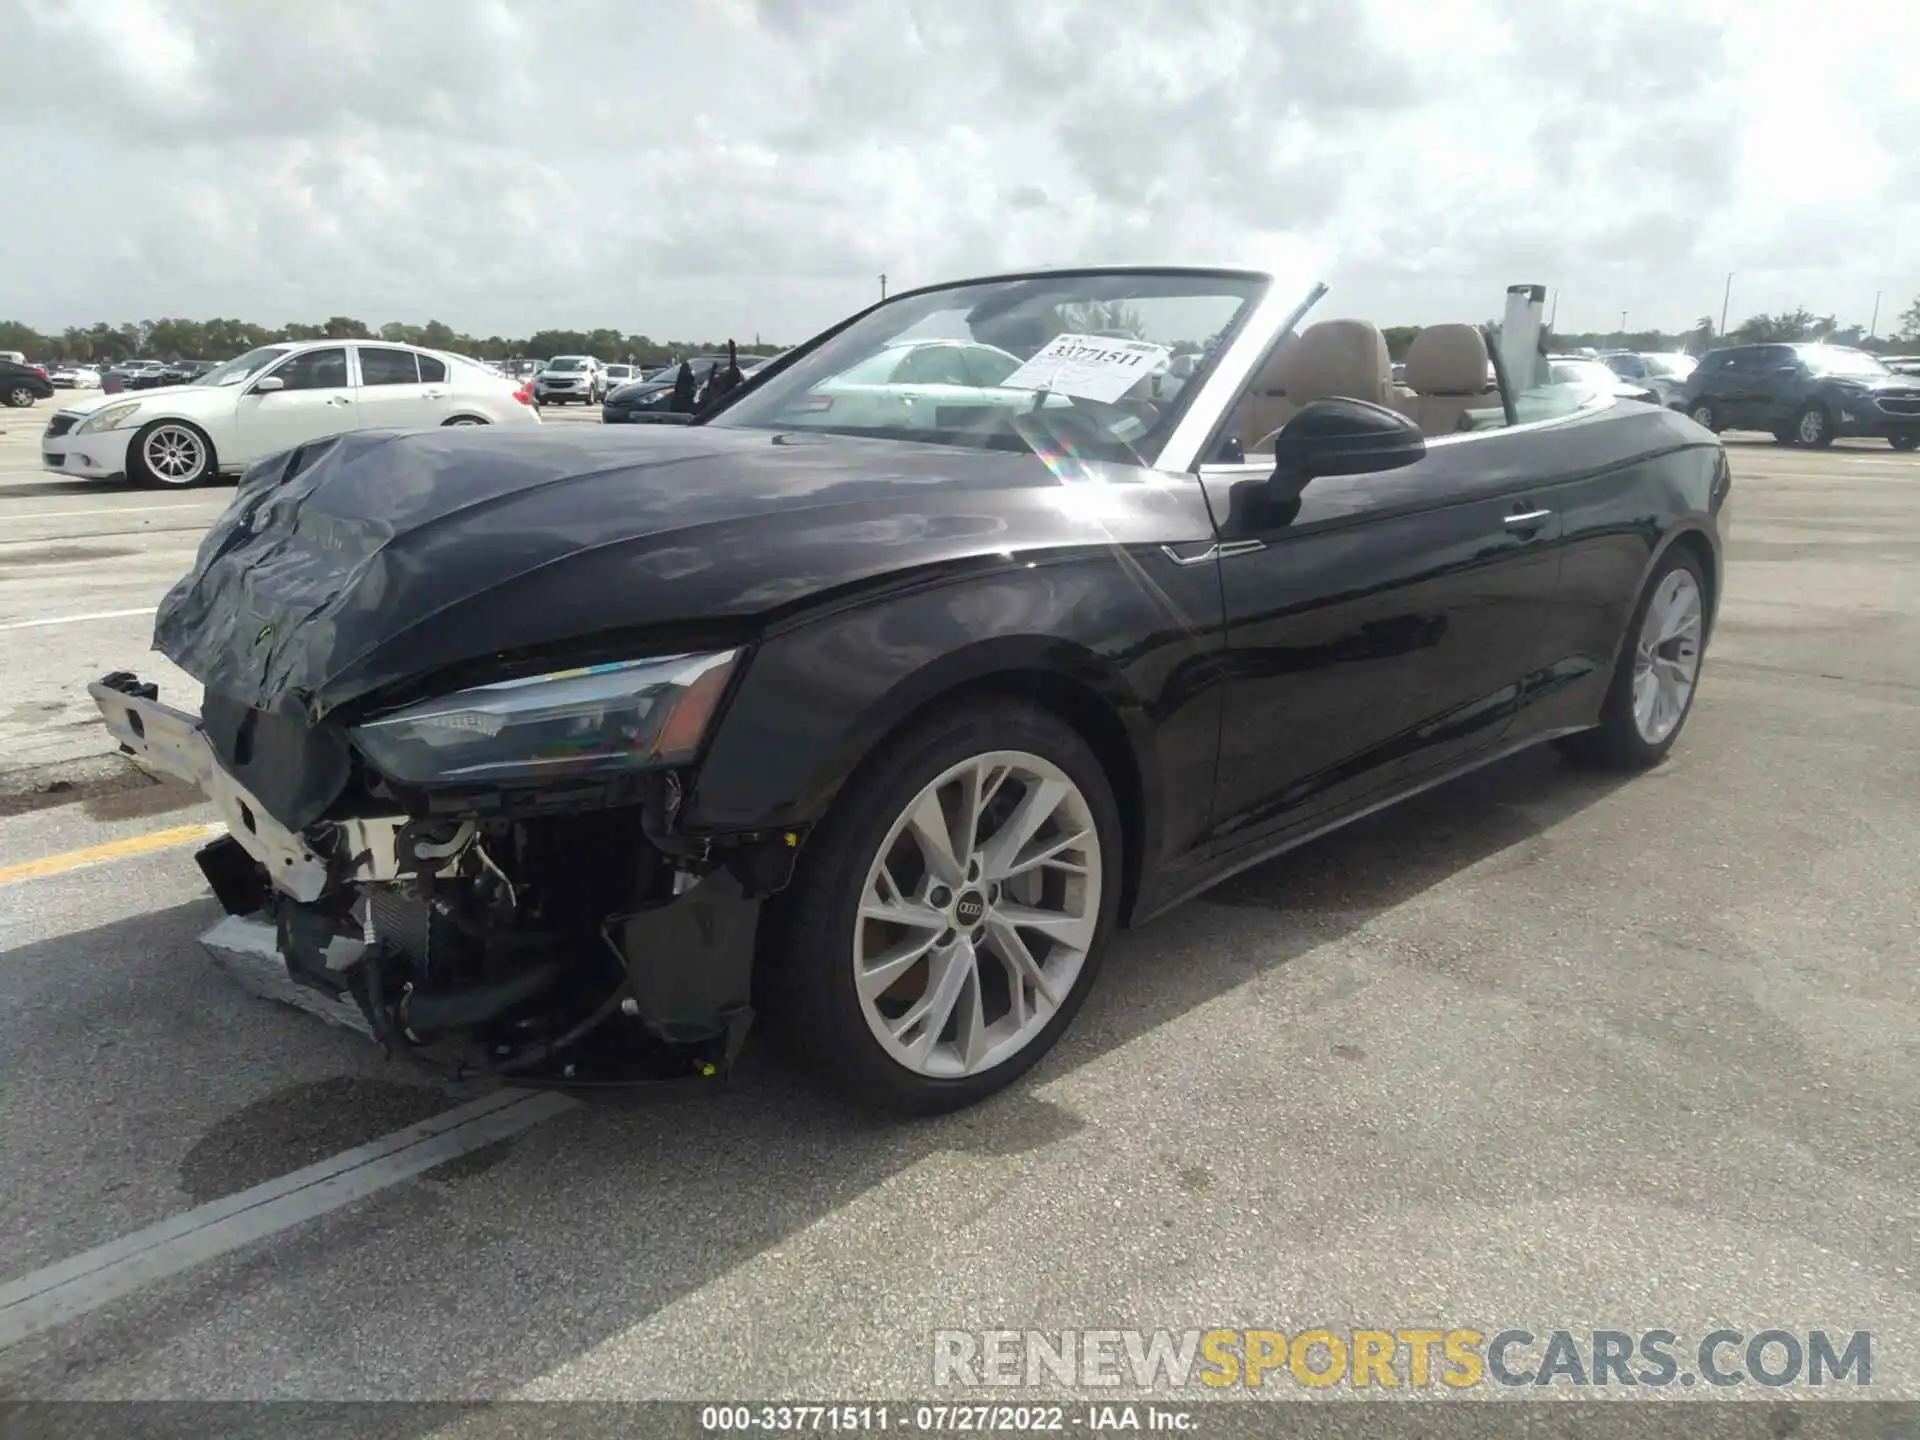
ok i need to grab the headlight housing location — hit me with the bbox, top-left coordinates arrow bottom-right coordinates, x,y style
76,401 -> 143,434
350,650 -> 741,785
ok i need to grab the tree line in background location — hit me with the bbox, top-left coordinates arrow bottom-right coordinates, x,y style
0,315 -> 784,367
4,296 -> 1919,368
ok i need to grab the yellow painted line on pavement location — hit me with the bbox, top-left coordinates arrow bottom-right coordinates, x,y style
0,822 -> 226,887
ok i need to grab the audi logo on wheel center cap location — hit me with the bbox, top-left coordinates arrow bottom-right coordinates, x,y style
954,893 -> 986,926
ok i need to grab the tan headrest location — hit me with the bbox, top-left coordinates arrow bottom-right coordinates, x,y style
1284,320 -> 1392,407
1250,333 -> 1300,395
1405,325 -> 1489,396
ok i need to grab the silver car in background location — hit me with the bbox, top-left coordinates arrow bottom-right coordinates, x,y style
1598,351 -> 1697,408
532,355 -> 605,405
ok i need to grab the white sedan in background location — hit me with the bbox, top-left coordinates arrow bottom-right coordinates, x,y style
50,363 -> 102,389
40,340 -> 541,488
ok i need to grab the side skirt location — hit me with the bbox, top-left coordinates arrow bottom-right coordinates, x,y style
1129,724 -> 1595,926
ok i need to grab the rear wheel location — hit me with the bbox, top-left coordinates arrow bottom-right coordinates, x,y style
3,384 -> 34,408
1891,434 -> 1918,452
127,419 -> 215,487
1558,547 -> 1706,771
441,415 -> 487,426
761,701 -> 1122,1115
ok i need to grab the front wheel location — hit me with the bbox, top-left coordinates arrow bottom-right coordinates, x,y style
1686,400 -> 1719,432
1890,434 -> 1918,452
3,384 -> 34,408
761,701 -> 1122,1115
1557,547 -> 1707,771
1793,403 -> 1834,448
127,419 -> 215,487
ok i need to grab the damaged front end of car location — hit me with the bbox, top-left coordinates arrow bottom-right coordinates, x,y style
90,650 -> 798,1089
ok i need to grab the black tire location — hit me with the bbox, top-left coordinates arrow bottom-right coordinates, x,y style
441,414 -> 488,426
1685,400 -> 1719,432
1772,428 -> 1796,445
1557,547 -> 1708,772
758,699 -> 1124,1116
1792,403 -> 1834,449
1891,434 -> 1918,452
125,418 -> 216,488
3,384 -> 34,408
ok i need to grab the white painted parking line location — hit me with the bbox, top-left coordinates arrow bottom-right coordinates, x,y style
0,606 -> 157,632
0,1087 -> 579,1351
4,502 -> 220,521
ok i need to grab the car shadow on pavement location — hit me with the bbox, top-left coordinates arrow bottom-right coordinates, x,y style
1,745 -> 1641,1407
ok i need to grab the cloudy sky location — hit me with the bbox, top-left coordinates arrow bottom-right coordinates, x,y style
3,0 -> 1917,344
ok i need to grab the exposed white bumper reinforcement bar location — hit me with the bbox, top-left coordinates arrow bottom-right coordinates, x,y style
87,681 -> 461,904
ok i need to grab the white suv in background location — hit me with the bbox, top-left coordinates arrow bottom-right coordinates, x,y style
533,355 -> 605,405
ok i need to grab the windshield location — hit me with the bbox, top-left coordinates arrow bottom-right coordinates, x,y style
1802,347 -> 1890,379
545,357 -> 589,372
1643,353 -> 1694,378
709,270 -> 1266,464
196,346 -> 292,387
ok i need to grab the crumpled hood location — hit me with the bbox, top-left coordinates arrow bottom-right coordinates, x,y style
154,422 -> 1191,722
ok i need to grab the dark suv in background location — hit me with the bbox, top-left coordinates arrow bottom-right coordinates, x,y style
1677,343 -> 1920,450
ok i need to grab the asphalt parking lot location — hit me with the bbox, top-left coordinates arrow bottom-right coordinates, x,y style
0,397 -> 1916,1415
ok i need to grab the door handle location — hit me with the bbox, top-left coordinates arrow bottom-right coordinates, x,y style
423,389 -> 446,399
1504,507 -> 1552,530
326,396 -> 351,407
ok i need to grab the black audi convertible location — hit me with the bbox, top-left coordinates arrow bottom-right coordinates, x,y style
91,266 -> 1730,1114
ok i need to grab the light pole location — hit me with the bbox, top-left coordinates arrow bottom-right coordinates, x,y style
879,273 -> 887,301
1869,291 -> 1882,340
1620,310 -> 1628,341
1719,272 -> 1733,336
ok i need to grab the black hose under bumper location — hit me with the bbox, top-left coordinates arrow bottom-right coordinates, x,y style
398,959 -> 568,1036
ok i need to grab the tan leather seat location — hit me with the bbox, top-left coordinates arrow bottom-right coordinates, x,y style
1400,324 -> 1490,437
1235,333 -> 1300,452
1249,319 -> 1394,451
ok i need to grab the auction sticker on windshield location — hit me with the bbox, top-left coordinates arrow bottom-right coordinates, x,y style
1002,333 -> 1172,404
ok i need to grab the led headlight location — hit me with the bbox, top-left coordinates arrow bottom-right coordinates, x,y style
350,650 -> 741,785
76,401 -> 143,434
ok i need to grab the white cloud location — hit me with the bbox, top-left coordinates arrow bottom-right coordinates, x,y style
1,0 -> 1915,341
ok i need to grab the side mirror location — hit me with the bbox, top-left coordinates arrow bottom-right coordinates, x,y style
252,375 -> 285,393
1270,397 -> 1426,500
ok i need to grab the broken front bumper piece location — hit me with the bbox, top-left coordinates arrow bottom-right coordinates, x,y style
90,676 -> 456,904
88,675 -> 761,1084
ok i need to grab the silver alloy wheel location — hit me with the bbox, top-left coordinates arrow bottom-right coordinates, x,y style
1631,568 -> 1703,744
143,423 -> 206,483
853,750 -> 1101,1079
5,385 -> 30,407
1690,404 -> 1714,428
1797,407 -> 1827,445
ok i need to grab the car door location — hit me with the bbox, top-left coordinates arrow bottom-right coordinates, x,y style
1751,345 -> 1808,434
233,347 -> 357,461
351,345 -> 437,430
1195,440 -> 1565,853
1716,348 -> 1773,429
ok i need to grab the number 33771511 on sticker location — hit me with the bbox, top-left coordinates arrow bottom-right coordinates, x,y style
1001,332 -> 1173,403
